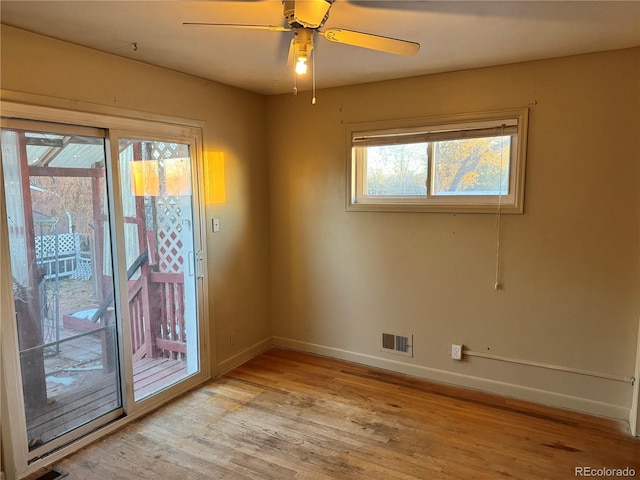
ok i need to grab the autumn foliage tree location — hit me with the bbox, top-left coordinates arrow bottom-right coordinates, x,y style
30,176 -> 97,238
365,135 -> 511,196
433,136 -> 510,194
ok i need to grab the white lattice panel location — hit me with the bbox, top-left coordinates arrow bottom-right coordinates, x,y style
35,233 -> 77,258
155,198 -> 185,273
152,142 -> 191,274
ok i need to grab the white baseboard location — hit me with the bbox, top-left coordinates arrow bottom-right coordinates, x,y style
273,336 -> 630,421
216,337 -> 273,376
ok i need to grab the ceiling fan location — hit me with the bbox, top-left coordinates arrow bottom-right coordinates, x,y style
184,0 -> 420,102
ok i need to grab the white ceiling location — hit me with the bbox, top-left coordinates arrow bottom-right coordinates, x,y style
2,1 -> 639,95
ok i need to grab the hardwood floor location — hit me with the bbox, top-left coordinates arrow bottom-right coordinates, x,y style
48,348 -> 639,479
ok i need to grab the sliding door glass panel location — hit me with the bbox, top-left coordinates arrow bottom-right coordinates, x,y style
1,127 -> 121,451
118,138 -> 199,401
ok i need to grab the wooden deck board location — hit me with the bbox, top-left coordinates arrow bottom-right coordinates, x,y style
39,348 -> 640,480
133,357 -> 188,398
26,357 -> 186,449
133,357 -> 187,387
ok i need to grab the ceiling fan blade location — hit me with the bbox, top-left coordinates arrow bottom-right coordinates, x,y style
320,28 -> 419,56
183,22 -> 291,32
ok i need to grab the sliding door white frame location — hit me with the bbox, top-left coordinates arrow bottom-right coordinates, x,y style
0,96 -> 211,479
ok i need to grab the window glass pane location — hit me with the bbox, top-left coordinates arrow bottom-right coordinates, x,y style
118,139 -> 199,402
1,127 -> 121,451
364,143 -> 428,196
432,136 -> 511,196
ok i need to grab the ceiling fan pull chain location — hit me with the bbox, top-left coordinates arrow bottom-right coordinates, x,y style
293,66 -> 298,96
312,46 -> 317,105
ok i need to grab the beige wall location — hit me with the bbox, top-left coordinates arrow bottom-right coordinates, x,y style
0,25 -> 272,373
267,48 -> 640,419
1,24 -> 639,424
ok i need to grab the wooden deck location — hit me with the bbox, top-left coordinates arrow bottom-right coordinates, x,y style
27,271 -> 192,450
133,357 -> 190,400
27,357 -> 187,449
39,348 -> 640,480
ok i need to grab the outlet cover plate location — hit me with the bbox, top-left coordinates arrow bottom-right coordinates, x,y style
451,344 -> 463,360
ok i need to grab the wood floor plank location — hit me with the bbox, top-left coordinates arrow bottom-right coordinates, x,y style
34,348 -> 640,480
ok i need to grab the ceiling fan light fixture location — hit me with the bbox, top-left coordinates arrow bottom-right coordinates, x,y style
295,55 -> 308,75
292,28 -> 314,75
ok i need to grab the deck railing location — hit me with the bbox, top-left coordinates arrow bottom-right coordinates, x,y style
129,275 -> 153,361
150,272 -> 187,361
89,250 -> 188,361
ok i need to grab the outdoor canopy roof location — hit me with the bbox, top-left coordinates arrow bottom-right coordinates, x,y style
25,133 -> 105,169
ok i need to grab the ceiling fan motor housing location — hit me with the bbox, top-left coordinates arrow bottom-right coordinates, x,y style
282,0 -> 334,29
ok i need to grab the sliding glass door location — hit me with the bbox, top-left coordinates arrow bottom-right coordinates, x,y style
1,124 -> 122,453
118,138 -> 200,401
1,116 -> 206,463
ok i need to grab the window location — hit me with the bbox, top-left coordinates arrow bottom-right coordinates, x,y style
347,109 -> 528,213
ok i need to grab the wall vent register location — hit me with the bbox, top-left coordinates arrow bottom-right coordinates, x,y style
381,332 -> 413,357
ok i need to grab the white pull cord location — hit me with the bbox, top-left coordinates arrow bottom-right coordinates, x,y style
494,125 -> 506,291
293,61 -> 298,97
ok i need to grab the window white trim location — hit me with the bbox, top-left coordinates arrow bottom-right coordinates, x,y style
346,108 -> 529,214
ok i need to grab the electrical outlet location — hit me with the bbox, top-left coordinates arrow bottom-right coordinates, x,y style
229,333 -> 237,346
451,344 -> 463,360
